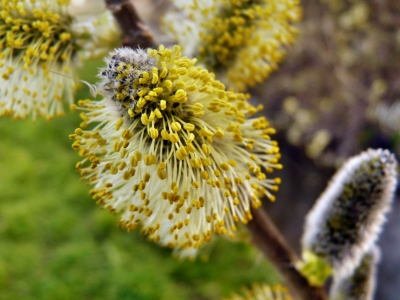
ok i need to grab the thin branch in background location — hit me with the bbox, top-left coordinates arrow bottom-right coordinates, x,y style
246,208 -> 328,300
104,0 -> 157,49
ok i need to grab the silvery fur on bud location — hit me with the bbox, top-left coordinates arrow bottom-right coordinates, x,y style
330,246 -> 380,300
301,148 -> 397,277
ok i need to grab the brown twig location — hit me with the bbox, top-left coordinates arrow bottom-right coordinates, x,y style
246,208 -> 328,300
104,0 -> 157,49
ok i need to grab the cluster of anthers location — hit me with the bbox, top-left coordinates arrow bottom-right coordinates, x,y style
164,0 -> 301,91
70,45 -> 281,255
0,0 -> 120,120
0,0 -> 78,119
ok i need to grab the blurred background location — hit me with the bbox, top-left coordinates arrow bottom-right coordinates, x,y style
1,0 -> 400,299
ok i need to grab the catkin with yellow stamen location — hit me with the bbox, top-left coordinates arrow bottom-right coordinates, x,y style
163,0 -> 301,91
71,45 -> 281,256
0,0 -> 120,120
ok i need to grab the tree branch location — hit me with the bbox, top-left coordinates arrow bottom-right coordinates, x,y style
246,208 -> 328,300
104,0 -> 157,49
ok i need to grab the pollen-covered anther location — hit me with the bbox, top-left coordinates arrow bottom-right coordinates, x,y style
171,122 -> 182,132
173,89 -> 187,103
156,99 -> 165,110
176,146 -> 189,161
220,162 -> 230,171
183,123 -> 195,131
192,103 -> 204,117
201,143 -> 211,156
186,133 -> 195,144
189,158 -> 202,169
160,129 -> 169,140
149,127 -> 159,139
144,154 -> 157,166
169,133 -> 180,143
141,113 -> 149,125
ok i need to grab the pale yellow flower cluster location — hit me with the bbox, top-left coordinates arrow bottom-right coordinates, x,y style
0,0 -> 120,120
164,0 -> 301,91
70,45 -> 281,255
0,0 -> 76,119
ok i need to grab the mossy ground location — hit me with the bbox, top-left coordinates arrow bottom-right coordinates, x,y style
0,61 -> 278,300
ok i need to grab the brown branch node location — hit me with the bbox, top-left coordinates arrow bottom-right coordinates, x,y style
105,0 -> 157,49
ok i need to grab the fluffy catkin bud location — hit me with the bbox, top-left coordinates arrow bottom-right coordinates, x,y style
330,246 -> 380,300
301,148 -> 397,278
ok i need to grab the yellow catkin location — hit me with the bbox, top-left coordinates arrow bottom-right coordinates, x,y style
0,0 -> 121,120
164,0 -> 301,91
72,45 -> 281,258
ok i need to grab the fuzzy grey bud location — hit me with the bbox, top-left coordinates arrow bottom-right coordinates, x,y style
301,149 -> 397,277
330,246 -> 380,300
97,48 -> 157,118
